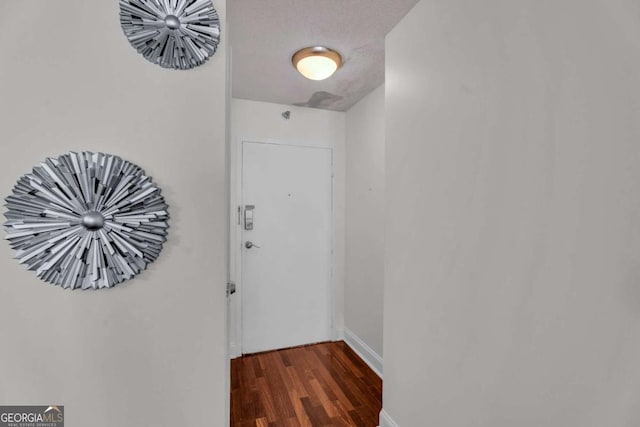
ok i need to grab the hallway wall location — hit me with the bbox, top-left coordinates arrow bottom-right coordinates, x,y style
383,0 -> 640,425
345,85 -> 385,364
0,1 -> 228,426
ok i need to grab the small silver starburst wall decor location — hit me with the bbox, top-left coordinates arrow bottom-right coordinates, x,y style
3,152 -> 169,290
119,0 -> 221,70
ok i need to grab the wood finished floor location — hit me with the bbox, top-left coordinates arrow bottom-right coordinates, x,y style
231,341 -> 382,427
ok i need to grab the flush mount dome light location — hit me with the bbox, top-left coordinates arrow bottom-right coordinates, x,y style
292,47 -> 343,81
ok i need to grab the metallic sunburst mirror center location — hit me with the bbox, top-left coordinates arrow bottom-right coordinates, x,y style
81,211 -> 105,231
164,14 -> 181,30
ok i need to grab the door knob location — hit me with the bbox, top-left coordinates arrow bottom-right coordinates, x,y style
245,241 -> 260,249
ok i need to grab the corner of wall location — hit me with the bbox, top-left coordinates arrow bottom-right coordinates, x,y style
344,328 -> 383,378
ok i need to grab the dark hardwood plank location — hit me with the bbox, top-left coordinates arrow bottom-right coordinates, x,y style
230,341 -> 382,426
300,396 -> 332,425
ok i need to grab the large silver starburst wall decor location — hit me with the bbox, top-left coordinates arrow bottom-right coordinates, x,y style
120,0 -> 220,70
4,152 -> 169,290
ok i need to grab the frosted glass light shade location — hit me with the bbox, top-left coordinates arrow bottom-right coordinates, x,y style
292,47 -> 343,81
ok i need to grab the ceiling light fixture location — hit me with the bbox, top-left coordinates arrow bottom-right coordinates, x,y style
292,47 -> 343,81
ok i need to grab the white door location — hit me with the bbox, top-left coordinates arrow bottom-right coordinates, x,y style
241,141 -> 333,354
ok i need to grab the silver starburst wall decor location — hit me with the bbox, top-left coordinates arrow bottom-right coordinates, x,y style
4,152 -> 169,290
120,0 -> 220,69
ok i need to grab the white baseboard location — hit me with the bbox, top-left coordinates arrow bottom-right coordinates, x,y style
335,326 -> 345,341
343,327 -> 383,378
379,409 -> 398,427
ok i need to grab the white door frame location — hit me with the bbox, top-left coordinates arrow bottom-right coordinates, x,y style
233,139 -> 337,356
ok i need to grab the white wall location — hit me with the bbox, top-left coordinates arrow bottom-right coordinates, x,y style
345,85 -> 385,362
230,99 -> 346,356
383,0 -> 640,426
0,1 -> 228,426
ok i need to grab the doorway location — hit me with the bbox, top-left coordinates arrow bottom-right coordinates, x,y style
237,141 -> 335,354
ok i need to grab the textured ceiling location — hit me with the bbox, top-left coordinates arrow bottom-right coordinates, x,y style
229,0 -> 419,111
